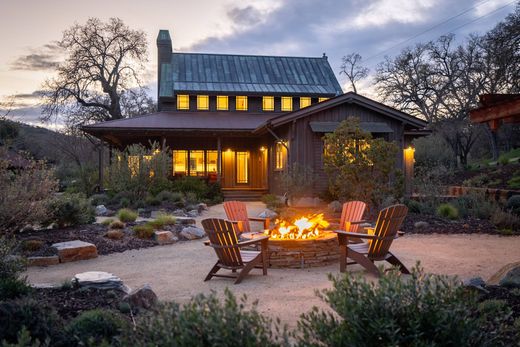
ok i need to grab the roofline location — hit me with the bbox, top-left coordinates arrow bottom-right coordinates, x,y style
82,127 -> 258,133
171,51 -> 331,61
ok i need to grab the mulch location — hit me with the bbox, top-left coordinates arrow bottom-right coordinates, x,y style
402,212 -> 501,235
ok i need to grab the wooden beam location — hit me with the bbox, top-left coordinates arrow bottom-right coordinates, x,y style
470,98 -> 520,124
217,137 -> 222,183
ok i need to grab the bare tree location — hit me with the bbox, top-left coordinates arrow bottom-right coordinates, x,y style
340,53 -> 369,93
41,18 -> 153,125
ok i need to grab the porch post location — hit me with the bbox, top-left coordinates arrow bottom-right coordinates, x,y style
98,142 -> 104,192
217,136 -> 222,183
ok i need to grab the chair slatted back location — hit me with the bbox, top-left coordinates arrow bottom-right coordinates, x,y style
340,201 -> 367,232
223,201 -> 251,233
368,205 -> 408,259
201,218 -> 243,267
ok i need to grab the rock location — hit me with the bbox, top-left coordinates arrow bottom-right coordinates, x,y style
187,209 -> 199,218
197,203 -> 208,212
328,201 -> 342,213
137,208 -> 147,216
122,284 -> 158,311
52,240 -> 98,263
20,225 -> 35,233
172,209 -> 186,217
106,229 -> 124,240
258,209 -> 278,219
499,266 -> 520,288
73,271 -> 128,292
180,226 -> 206,240
174,216 -> 196,225
414,221 -> 430,229
488,261 -> 520,286
27,256 -> 60,267
154,230 -> 177,245
150,210 -> 168,219
463,277 -> 489,294
95,205 -> 108,216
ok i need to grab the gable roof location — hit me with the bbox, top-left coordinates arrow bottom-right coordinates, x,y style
159,53 -> 343,98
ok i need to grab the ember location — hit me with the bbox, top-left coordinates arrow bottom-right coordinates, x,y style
266,213 -> 330,240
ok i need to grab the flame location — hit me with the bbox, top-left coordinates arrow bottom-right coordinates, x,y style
267,213 -> 329,240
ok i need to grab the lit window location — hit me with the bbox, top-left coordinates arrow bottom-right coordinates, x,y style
235,96 -> 248,111
143,155 -> 155,177
275,142 -> 287,170
263,96 -> 274,111
300,97 -> 311,109
281,97 -> 293,111
318,97 -> 329,103
217,96 -> 228,110
177,95 -> 190,110
173,150 -> 188,175
128,156 -> 140,177
197,95 -> 209,110
207,151 -> 218,172
236,151 -> 249,183
189,150 -> 205,176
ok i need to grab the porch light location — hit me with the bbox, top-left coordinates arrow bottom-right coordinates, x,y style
226,148 -> 232,152
260,146 -> 266,151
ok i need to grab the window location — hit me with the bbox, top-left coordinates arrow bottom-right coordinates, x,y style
275,142 -> 287,170
197,95 -> 209,110
177,95 -> 190,110
217,96 -> 228,110
207,151 -> 218,172
263,96 -> 274,111
173,150 -> 188,175
128,156 -> 140,177
318,97 -> 329,103
236,151 -> 249,184
235,96 -> 248,111
281,96 -> 293,111
189,150 -> 205,176
300,97 -> 311,109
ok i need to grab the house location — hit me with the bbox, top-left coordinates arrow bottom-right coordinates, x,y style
82,30 -> 428,199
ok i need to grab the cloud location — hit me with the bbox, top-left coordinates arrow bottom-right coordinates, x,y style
10,43 -> 61,71
227,6 -> 264,27
473,0 -> 514,16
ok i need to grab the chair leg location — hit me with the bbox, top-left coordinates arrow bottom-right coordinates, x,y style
235,257 -> 261,284
339,244 -> 347,272
347,249 -> 381,277
386,253 -> 410,274
204,262 -> 221,281
262,249 -> 268,276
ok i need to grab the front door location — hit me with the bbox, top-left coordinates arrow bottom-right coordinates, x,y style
235,151 -> 250,185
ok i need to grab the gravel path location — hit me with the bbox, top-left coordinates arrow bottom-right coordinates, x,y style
26,202 -> 520,326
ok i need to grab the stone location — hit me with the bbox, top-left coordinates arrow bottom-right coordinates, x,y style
414,221 -> 430,229
328,201 -> 342,213
463,277 -> 486,287
137,208 -> 147,216
95,205 -> 108,216
197,203 -> 208,212
150,210 -> 168,219
174,216 -> 196,225
187,209 -> 199,218
27,256 -> 60,267
122,284 -> 158,311
488,261 -> 520,286
180,226 -> 206,240
52,240 -> 98,263
499,266 -> 520,288
73,271 -> 129,292
154,230 -> 177,245
258,209 -> 278,219
172,209 -> 187,217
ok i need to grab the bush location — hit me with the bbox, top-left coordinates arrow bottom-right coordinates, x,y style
124,289 -> 288,347
0,277 -> 31,300
261,194 -> 284,211
506,195 -> 520,215
133,224 -> 154,239
101,218 -> 114,226
66,309 -> 128,346
45,193 -> 95,228
280,163 -> 315,200
90,193 -> 109,206
498,155 -> 510,165
155,190 -> 182,203
491,208 -> 520,232
172,176 -> 208,200
507,175 -> 520,189
145,194 -> 161,206
106,229 -> 124,240
296,266 -> 515,346
147,215 -> 176,230
0,236 -> 26,281
403,198 -> 424,214
206,182 -> 224,204
21,240 -> 43,252
117,208 -> 138,223
452,192 -> 496,219
437,203 -> 459,220
108,220 -> 125,229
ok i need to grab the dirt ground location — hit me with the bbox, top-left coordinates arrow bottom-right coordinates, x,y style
26,202 -> 520,327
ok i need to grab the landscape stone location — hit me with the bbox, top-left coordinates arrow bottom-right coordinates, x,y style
122,284 -> 158,311
150,210 -> 168,219
154,230 -> 177,245
180,226 -> 206,240
172,209 -> 187,217
414,221 -> 430,229
52,240 -> 98,263
95,205 -> 108,216
197,203 -> 208,212
27,256 -> 60,267
499,266 -> 520,288
258,209 -> 278,218
174,216 -> 196,225
74,271 -> 129,292
488,261 -> 520,285
328,201 -> 342,213
187,209 -> 199,218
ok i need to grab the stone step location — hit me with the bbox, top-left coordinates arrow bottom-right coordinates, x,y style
52,240 -> 98,263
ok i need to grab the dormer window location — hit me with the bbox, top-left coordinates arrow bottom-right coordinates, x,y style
281,97 -> 293,111
217,96 -> 228,111
318,97 -> 329,103
263,96 -> 274,111
236,96 -> 248,111
300,97 -> 311,109
177,95 -> 190,110
197,95 -> 209,110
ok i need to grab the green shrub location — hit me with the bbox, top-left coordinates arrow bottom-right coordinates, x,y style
491,208 -> 520,232
0,277 -> 31,300
124,289 -> 288,347
147,215 -> 176,230
403,198 -> 424,214
133,224 -> 154,239
0,236 -> 26,280
45,193 -> 95,228
145,194 -> 161,206
90,193 -> 109,206
119,197 -> 130,208
296,266 -> 515,346
452,192 -> 496,219
462,173 -> 489,187
506,195 -> 520,215
155,190 -> 183,203
261,194 -> 284,211
117,208 -> 138,223
101,218 -> 114,226
498,155 -> 510,165
437,203 -> 459,220
172,177 -> 208,200
507,176 -> 520,190
109,220 -> 125,229
66,309 -> 128,346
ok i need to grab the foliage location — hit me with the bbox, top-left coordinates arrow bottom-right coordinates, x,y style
339,53 -> 369,93
21,240 -> 43,252
64,165 -> 99,197
144,194 -> 161,206
101,218 -> 114,226
0,277 -> 31,301
132,224 -> 154,239
147,214 -> 176,230
403,198 -> 424,214
90,194 -> 109,206
491,208 -> 520,233
451,192 -> 497,219
108,220 -> 125,229
124,289 -> 288,347
0,236 -> 27,282
262,194 -> 285,211
323,118 -> 400,209
65,309 -> 128,346
280,163 -> 315,199
117,209 -> 137,223
436,203 -> 459,220
506,195 -> 520,215
296,266 -> 516,346
0,150 -> 58,234
507,175 -> 520,190
44,193 -> 95,228
105,229 -> 124,240
205,182 -> 224,204
155,190 -> 183,203
171,176 -> 208,199
414,134 -> 456,170
498,155 -> 510,165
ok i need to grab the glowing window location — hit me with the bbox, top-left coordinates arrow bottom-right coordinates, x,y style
197,95 -> 209,110
318,97 -> 329,103
128,156 -> 140,177
275,142 -> 287,170
177,95 -> 190,110
173,150 -> 188,175
281,97 -> 293,111
189,150 -> 205,176
263,96 -> 274,111
236,151 -> 249,184
300,97 -> 311,109
217,96 -> 228,110
235,96 -> 248,111
207,151 -> 218,173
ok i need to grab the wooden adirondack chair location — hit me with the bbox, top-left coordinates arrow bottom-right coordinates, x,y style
334,204 -> 410,277
202,218 -> 269,284
339,200 -> 367,232
223,200 -> 270,234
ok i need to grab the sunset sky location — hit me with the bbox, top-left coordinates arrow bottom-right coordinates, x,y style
0,0 -> 516,126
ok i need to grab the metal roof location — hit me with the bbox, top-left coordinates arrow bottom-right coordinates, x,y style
159,53 -> 343,97
309,121 -> 394,133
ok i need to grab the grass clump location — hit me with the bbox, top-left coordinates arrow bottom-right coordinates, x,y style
147,214 -> 176,230
21,239 -> 44,252
436,203 -> 459,220
66,309 -> 128,346
109,220 -> 125,229
117,208 -> 138,223
101,218 -> 114,226
133,224 -> 154,239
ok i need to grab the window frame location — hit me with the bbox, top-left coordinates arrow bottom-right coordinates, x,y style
235,96 -> 248,111
262,96 -> 275,111
197,95 -> 209,110
274,142 -> 287,171
177,95 -> 190,110
281,96 -> 293,111
318,97 -> 329,103
235,151 -> 250,184
300,97 -> 311,109
216,95 -> 229,111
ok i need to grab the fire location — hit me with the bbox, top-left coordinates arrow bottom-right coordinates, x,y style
267,213 -> 330,240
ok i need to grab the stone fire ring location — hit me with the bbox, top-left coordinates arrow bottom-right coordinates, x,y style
242,232 -> 340,269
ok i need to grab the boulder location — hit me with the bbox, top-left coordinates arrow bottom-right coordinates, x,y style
174,216 -> 196,225
95,205 -> 108,216
180,226 -> 206,240
172,209 -> 187,217
463,277 -> 488,294
414,221 -> 430,229
52,240 -> 98,263
488,261 -> 520,286
187,209 -> 199,218
154,230 -> 177,245
258,209 -> 278,219
27,256 -> 60,267
122,284 -> 158,311
328,201 -> 342,213
197,203 -> 208,212
499,266 -> 520,288
73,271 -> 128,292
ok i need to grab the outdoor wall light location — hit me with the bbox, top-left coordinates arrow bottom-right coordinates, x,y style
260,146 -> 266,151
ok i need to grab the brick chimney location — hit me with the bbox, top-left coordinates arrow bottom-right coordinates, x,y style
156,30 -> 172,104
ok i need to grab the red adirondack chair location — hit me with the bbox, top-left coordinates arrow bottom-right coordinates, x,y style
223,200 -> 270,234
338,200 -> 367,232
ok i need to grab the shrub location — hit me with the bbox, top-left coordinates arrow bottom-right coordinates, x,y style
0,277 -> 31,300
133,224 -> 154,239
109,220 -> 125,229
437,203 -> 459,220
507,175 -> 520,190
155,190 -> 182,202
403,198 -> 424,214
296,266 -> 515,346
120,197 -> 130,208
206,182 -> 224,204
147,215 -> 176,230
172,176 -> 208,199
452,192 -> 496,219
90,193 -> 109,206
106,229 -> 124,240
491,208 -> 520,232
124,289 -> 288,347
117,208 -> 138,223
45,193 -> 95,228
498,155 -> 510,165
280,163 -> 315,200
101,218 -> 114,226
184,191 -> 198,206
261,194 -> 284,211
66,309 -> 128,345
0,236 -> 26,280
145,194 -> 161,206
21,239 -> 43,252
506,195 -> 520,215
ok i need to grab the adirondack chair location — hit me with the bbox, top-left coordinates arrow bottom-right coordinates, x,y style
223,200 -> 270,234
336,201 -> 368,232
334,204 -> 410,277
202,218 -> 269,284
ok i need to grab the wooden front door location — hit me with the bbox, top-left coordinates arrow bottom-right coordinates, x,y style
221,149 -> 267,189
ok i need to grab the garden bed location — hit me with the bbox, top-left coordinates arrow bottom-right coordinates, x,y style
402,212 -> 502,235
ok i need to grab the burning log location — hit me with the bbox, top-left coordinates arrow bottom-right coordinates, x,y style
266,213 -> 330,240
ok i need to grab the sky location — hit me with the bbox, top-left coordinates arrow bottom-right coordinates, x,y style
0,0 -> 517,127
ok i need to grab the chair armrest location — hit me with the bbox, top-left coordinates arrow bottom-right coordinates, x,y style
238,235 -> 269,247
350,220 -> 370,224
333,230 -> 379,240
248,217 -> 268,222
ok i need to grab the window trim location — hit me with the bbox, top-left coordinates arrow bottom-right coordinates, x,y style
281,96 -> 293,111
235,96 -> 248,111
197,95 -> 209,110
263,96 -> 275,111
216,95 -> 229,111
177,95 -> 190,110
235,151 -> 250,184
300,97 -> 311,109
